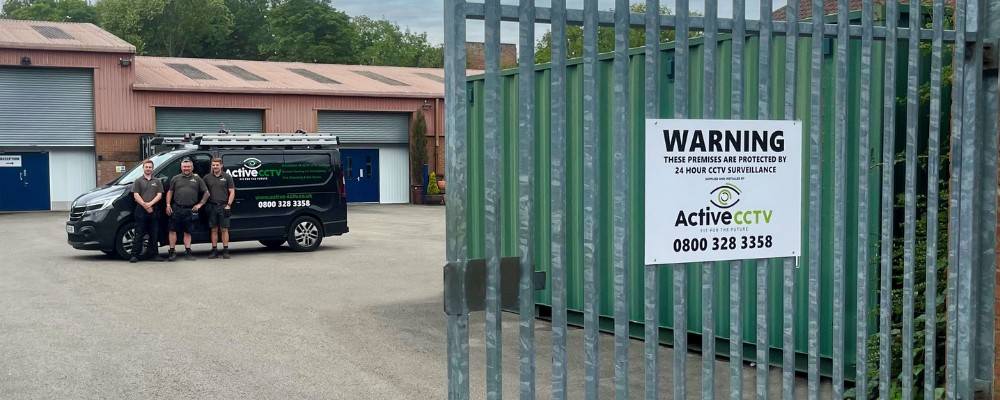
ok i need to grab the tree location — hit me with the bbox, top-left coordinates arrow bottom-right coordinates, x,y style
150,0 -> 234,57
97,0 -> 234,57
217,0 -> 271,60
95,0 -> 165,54
353,16 -> 443,68
262,0 -> 356,64
534,4 -> 688,64
2,0 -> 97,24
410,112 -> 429,185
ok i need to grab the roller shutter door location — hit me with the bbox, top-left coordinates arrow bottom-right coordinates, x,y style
0,67 -> 94,146
317,112 -> 409,144
155,108 -> 263,136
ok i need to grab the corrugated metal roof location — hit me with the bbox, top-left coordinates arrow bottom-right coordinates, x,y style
0,19 -> 135,53
134,56 -> 447,98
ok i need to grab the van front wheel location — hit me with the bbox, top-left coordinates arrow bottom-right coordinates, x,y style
287,216 -> 323,252
114,222 -> 155,260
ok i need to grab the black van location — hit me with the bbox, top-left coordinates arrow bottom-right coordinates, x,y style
66,134 -> 348,259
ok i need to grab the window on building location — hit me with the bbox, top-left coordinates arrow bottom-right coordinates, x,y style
32,25 -> 73,40
216,65 -> 267,82
353,70 -> 409,86
288,68 -> 340,84
167,63 -> 216,80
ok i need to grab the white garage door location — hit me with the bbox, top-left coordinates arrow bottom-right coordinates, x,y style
378,146 -> 409,204
49,149 -> 96,211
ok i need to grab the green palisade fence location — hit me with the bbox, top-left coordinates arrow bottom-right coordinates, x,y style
464,11 -> 947,376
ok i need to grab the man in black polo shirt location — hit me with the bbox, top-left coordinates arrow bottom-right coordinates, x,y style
130,159 -> 165,263
203,158 -> 235,259
165,158 -> 209,261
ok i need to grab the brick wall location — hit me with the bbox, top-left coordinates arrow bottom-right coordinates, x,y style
466,42 -> 518,70
95,133 -> 143,185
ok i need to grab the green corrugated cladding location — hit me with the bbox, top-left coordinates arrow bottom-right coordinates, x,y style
464,24 -> 948,373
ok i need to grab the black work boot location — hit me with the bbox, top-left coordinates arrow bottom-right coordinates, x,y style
208,248 -> 218,259
129,256 -> 138,263
167,249 -> 176,262
184,248 -> 195,261
222,247 -> 230,259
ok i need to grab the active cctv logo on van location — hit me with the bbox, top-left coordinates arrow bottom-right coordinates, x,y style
228,157 -> 272,180
674,184 -> 773,227
243,158 -> 262,169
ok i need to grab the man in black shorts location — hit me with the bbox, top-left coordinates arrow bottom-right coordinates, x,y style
130,159 -> 165,263
203,158 -> 235,259
165,159 -> 209,261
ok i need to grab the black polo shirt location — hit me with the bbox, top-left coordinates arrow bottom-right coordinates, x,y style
169,173 -> 207,207
203,172 -> 235,204
132,175 -> 163,203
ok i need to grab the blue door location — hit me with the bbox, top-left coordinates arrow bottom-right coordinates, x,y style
0,152 -> 50,211
340,149 -> 379,203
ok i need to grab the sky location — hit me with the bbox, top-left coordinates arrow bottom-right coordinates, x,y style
335,0 -> 790,46
0,0 -> 790,47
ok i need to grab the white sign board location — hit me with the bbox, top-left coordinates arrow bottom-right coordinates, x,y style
644,119 -> 803,265
0,155 -> 21,168
115,165 -> 126,173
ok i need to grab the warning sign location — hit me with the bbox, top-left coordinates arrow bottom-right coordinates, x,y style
644,119 -> 803,265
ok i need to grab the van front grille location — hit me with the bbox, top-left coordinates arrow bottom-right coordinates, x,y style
69,206 -> 87,222
69,204 -> 103,222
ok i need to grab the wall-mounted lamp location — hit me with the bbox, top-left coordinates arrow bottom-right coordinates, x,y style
20,56 -> 31,66
422,99 -> 432,110
119,57 -> 132,67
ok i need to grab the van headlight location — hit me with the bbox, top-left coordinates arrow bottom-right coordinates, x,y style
85,193 -> 121,211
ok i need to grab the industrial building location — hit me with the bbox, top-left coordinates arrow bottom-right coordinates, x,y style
0,19 -> 445,211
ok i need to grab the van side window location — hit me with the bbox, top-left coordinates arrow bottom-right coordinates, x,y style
155,158 -> 182,180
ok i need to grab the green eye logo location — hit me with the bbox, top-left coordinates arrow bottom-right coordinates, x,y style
710,184 -> 741,209
243,158 -> 262,170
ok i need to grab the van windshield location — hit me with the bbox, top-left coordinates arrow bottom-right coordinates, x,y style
114,151 -> 185,185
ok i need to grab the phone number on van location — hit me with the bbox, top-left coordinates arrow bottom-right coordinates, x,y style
258,200 -> 311,208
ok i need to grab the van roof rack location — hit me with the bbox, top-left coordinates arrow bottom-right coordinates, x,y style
150,132 -> 341,150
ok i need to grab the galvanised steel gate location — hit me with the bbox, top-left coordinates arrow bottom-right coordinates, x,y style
443,0 -> 999,398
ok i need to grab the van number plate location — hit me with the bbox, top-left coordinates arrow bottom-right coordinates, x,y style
257,200 -> 311,209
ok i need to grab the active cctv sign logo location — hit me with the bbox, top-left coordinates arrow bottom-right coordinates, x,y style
644,118 -> 803,265
673,184 -> 774,227
710,183 -> 740,208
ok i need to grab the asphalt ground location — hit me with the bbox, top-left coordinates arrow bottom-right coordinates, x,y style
0,205 -> 828,399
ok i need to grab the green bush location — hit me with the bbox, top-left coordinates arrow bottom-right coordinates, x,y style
427,171 -> 441,195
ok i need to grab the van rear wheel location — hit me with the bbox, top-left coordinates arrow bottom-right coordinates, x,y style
287,216 -> 323,252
